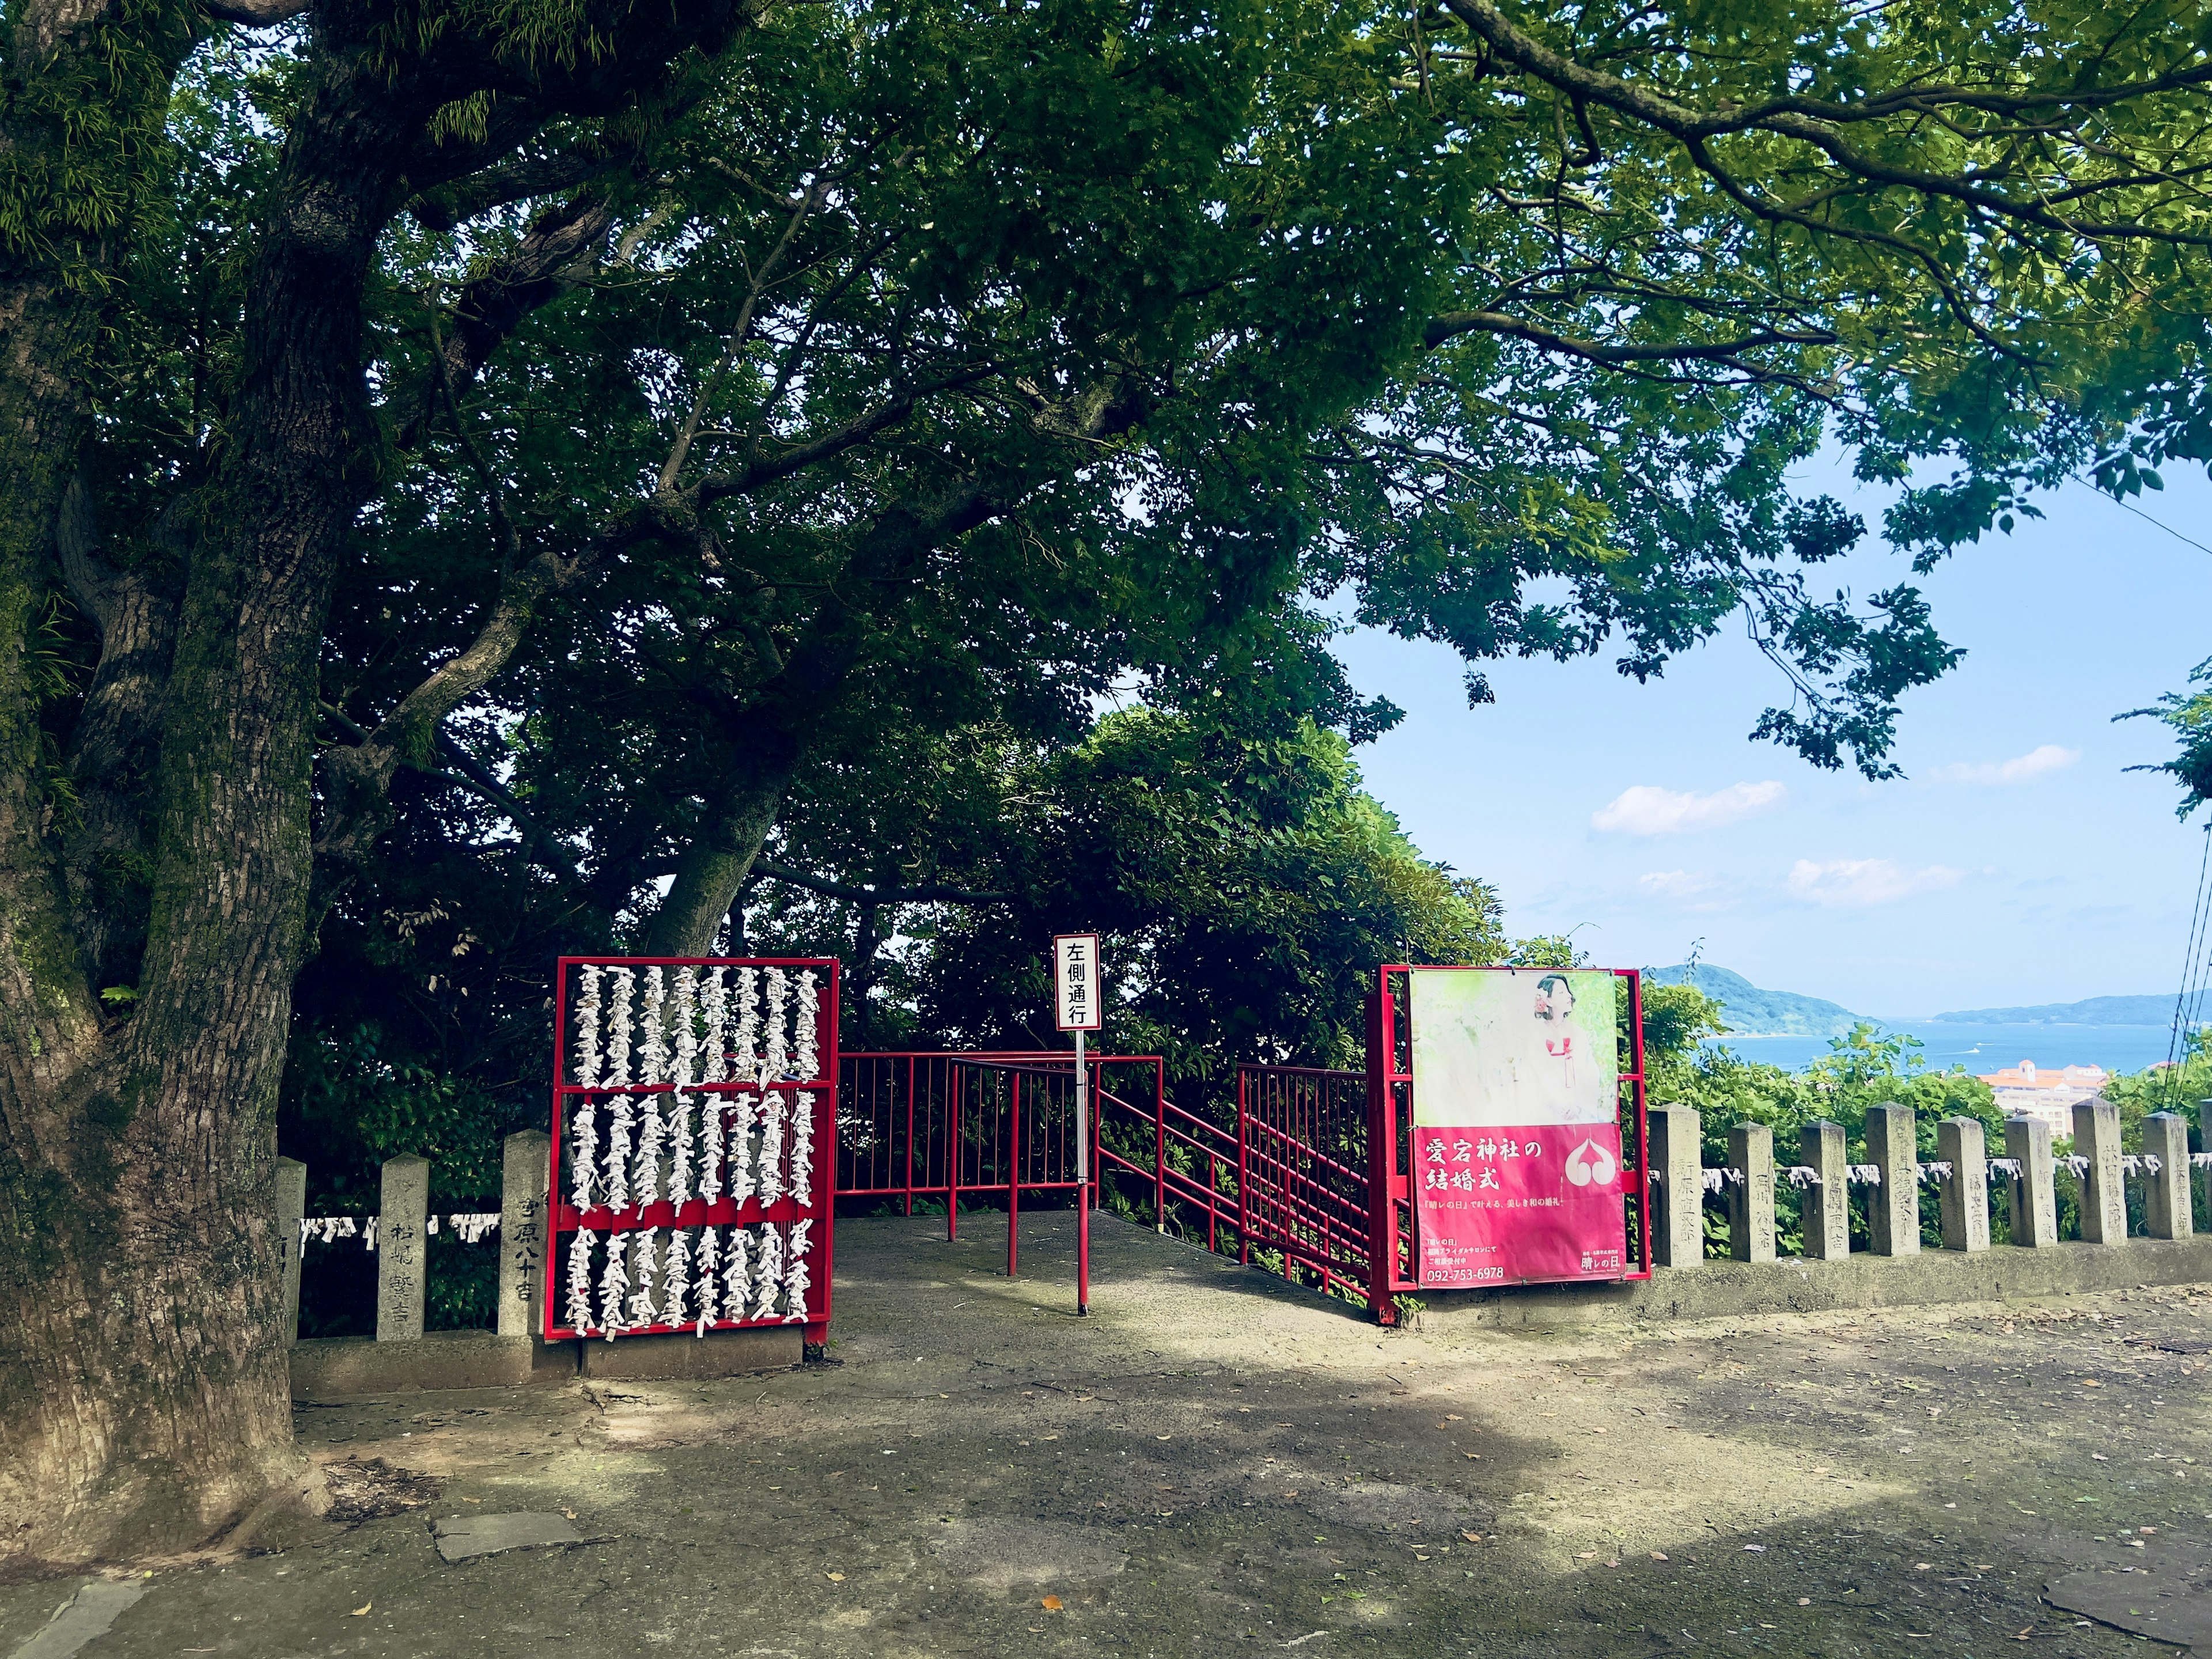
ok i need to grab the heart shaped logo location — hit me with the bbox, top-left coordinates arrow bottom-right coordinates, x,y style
1565,1138 -> 1617,1188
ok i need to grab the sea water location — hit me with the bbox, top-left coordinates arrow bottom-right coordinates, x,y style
1697,1021 -> 2194,1079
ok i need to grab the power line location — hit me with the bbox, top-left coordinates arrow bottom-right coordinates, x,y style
2164,823 -> 2212,1111
2072,472 -> 2212,558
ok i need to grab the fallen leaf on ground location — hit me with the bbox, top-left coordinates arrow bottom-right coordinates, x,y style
1041,1596 -> 1064,1612
351,1604 -> 372,1617
1797,1598 -> 1811,1605
1575,1551 -> 1597,1560
1464,1453 -> 1481,1460
1462,1533 -> 1483,1544
1650,1553 -> 1667,1562
826,1573 -> 846,1582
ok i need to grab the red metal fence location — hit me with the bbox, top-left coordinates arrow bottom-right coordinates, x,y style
835,968 -> 1650,1326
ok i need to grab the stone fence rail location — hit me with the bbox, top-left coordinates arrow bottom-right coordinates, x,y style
276,1130 -> 552,1344
1647,1100 -> 2197,1267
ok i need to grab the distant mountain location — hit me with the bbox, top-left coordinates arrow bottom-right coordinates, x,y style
1646,964 -> 1868,1039
1929,993 -> 2210,1027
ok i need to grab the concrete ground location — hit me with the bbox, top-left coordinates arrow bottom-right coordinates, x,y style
7,1210 -> 2212,1658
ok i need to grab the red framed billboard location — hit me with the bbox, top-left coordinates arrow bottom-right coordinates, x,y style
544,956 -> 838,1345
1372,965 -> 1649,1292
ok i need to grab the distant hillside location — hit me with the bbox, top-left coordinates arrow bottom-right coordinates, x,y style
1647,964 -> 1867,1039
1929,993 -> 2210,1027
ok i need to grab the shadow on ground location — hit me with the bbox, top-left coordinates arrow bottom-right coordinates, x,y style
7,1210 -> 2211,1657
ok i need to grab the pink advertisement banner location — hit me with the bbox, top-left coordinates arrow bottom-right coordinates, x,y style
1412,1124 -> 1626,1285
1407,968 -> 1628,1286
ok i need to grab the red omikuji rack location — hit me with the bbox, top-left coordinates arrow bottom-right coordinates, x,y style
544,956 -> 839,1347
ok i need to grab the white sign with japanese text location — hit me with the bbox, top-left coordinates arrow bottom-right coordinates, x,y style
1054,934 -> 1101,1031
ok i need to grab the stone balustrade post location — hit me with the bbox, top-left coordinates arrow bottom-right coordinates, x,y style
276,1157 -> 306,1342
2003,1118 -> 2058,1247
1865,1103 -> 1919,1256
2073,1099 -> 2127,1245
1727,1123 -> 1775,1263
1649,1105 -> 1703,1269
501,1131 -> 552,1338
1799,1120 -> 1849,1260
1935,1118 -> 1989,1253
2143,1112 -> 2194,1240
377,1154 -> 430,1342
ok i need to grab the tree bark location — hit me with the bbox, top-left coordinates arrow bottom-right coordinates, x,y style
0,0 -> 753,1563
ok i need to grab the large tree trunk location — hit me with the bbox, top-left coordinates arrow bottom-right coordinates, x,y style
2,0 -> 754,1559
0,38 -> 443,1563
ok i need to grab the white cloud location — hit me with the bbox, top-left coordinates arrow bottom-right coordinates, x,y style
1592,781 -> 1786,835
1786,858 -> 1963,908
1636,870 -> 1734,911
1638,870 -> 1719,899
1931,744 -> 2081,786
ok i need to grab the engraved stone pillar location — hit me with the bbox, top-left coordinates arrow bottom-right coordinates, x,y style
376,1154 -> 430,1342
1649,1105 -> 1704,1269
2003,1117 -> 2058,1248
2073,1098 -> 2127,1245
1799,1120 -> 1850,1260
501,1131 -> 552,1338
1864,1103 -> 1919,1257
1935,1118 -> 1989,1253
2143,1112 -> 2194,1241
1727,1123 -> 1775,1264
275,1157 -> 306,1342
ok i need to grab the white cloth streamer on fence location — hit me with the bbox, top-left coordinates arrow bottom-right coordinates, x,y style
443,1212 -> 501,1243
570,1098 -> 599,1210
1989,1158 -> 2022,1179
783,1219 -> 812,1323
757,1091 -> 786,1205
753,1225 -> 785,1321
694,1224 -> 722,1335
2063,1154 -> 2092,1177
723,1225 -> 752,1320
794,969 -> 820,1082
2195,1153 -> 2212,1169
573,963 -> 604,1088
665,1225 -> 692,1329
788,1091 -> 815,1207
1847,1164 -> 1881,1186
1781,1165 -> 1821,1189
604,965 -> 635,1087
762,967 -> 790,1082
1919,1162 -> 1953,1183
733,968 -> 760,1081
627,1228 -> 661,1329
301,1215 -> 378,1249
563,1228 -> 596,1335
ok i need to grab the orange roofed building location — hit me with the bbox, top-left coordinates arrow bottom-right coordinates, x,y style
1975,1060 -> 2111,1135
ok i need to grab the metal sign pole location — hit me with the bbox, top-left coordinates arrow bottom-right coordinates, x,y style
1075,1027 -> 1090,1316
1053,931 -> 1100,1319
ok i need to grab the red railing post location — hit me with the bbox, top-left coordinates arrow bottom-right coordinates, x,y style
1364,980 -> 1399,1325
948,1062 -> 961,1242
1237,1069 -> 1251,1264
1007,1072 -> 1021,1278
903,1055 -> 916,1217
1154,1067 -> 1167,1233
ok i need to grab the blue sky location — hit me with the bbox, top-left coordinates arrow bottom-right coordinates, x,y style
1332,460 -> 2212,1018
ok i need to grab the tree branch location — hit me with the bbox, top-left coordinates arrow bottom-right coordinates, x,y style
750,859 -> 1010,905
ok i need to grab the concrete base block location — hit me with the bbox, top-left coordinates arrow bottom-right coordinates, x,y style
578,1326 -> 801,1381
1422,1234 -> 2212,1331
290,1332 -> 575,1399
